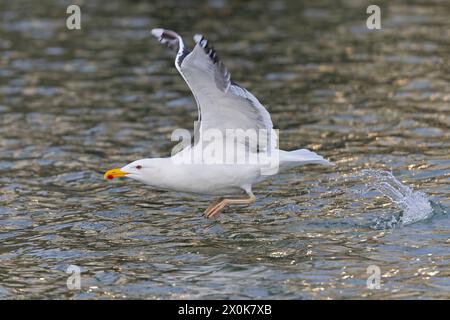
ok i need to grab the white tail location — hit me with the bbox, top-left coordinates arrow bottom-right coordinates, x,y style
279,149 -> 333,167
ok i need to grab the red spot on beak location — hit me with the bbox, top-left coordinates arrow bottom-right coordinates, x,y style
107,174 -> 114,180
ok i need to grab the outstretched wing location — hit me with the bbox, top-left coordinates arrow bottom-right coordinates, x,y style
151,28 -> 276,152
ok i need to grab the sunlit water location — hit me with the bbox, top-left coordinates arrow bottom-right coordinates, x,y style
0,0 -> 449,299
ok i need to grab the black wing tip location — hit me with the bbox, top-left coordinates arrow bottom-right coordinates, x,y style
151,28 -> 180,41
151,28 -> 188,62
193,34 -> 219,64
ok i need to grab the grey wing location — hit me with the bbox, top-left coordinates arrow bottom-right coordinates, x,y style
151,29 -> 276,152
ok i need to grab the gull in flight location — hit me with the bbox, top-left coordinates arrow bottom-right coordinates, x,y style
104,28 -> 332,218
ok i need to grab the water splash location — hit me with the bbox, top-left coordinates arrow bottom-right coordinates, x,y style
357,169 -> 433,226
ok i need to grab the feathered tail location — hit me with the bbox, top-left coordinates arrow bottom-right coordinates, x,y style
279,149 -> 333,168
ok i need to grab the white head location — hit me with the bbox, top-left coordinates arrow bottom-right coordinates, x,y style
104,158 -> 159,184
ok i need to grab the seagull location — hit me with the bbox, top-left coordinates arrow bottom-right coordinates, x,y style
104,28 -> 332,218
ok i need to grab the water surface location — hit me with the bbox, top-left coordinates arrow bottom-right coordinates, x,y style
0,0 -> 449,299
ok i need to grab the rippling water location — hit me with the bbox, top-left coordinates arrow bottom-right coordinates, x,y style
0,0 -> 449,299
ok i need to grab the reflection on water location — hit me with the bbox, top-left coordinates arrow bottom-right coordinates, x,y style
0,0 -> 449,299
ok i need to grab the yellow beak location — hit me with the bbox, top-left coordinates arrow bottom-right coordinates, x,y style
104,168 -> 129,180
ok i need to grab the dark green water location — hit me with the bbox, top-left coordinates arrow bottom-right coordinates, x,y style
0,0 -> 449,299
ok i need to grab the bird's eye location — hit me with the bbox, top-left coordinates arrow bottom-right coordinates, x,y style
136,165 -> 142,170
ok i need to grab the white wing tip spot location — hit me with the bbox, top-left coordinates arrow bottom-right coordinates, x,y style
151,28 -> 164,39
193,34 -> 203,43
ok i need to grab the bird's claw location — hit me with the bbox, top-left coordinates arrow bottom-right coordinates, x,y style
203,197 -> 225,219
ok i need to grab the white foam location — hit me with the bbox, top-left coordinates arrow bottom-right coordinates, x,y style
359,169 -> 433,225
